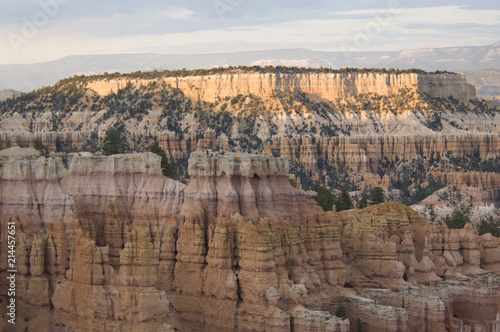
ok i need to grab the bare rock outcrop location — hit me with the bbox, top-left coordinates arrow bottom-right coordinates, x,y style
443,171 -> 500,190
182,152 -> 322,225
359,288 -> 446,331
0,148 -> 75,235
335,202 -> 435,289
158,131 -> 189,161
2,150 -> 500,331
87,72 -> 476,102
479,233 -> 500,274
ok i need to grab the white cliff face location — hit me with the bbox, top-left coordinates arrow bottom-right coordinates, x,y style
0,147 -> 65,181
86,72 -> 476,102
66,152 -> 163,176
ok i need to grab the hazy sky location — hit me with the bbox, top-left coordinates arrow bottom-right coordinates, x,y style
1,0 -> 499,64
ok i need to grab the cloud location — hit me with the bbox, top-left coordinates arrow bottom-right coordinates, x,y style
0,2 -> 499,64
330,5 -> 500,25
152,7 -> 194,20
396,6 -> 500,26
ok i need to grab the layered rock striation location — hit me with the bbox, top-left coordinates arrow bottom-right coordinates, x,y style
87,72 -> 476,102
1,150 -> 500,331
182,152 -> 321,225
0,70 -> 497,219
263,133 -> 500,173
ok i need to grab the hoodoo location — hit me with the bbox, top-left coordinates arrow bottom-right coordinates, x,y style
181,152 -> 321,225
1,149 -> 500,331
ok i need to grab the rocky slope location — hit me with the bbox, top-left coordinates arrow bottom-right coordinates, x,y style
0,67 -> 499,223
1,150 -> 500,331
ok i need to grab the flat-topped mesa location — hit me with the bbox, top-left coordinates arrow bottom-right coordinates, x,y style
181,152 -> 322,225
87,71 -> 476,102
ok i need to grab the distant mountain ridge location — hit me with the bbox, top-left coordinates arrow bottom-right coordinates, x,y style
0,89 -> 21,101
458,69 -> 500,98
1,42 -> 499,96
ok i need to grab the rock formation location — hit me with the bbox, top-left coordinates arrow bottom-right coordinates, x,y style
0,69 -> 498,222
86,72 -> 476,102
442,171 -> 500,190
1,149 -> 500,331
263,133 -> 500,173
182,152 -> 321,225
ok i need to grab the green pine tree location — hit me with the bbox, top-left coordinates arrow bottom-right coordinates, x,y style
358,194 -> 369,209
102,129 -> 126,156
477,219 -> 500,237
370,187 -> 385,205
34,139 -> 49,157
313,185 -> 335,211
334,303 -> 347,319
444,209 -> 470,229
336,188 -> 354,212
445,209 -> 470,229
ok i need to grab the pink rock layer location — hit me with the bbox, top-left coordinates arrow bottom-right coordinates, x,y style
0,149 -> 499,331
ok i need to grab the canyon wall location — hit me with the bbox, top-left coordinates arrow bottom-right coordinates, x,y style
3,132 -> 499,174
442,171 -> 500,191
0,131 -> 89,152
2,128 -> 498,216
86,72 -> 476,102
0,71 -> 494,209
264,133 -> 500,173
183,152 -> 321,225
1,150 -> 500,331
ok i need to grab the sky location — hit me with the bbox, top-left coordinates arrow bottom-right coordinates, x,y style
0,0 -> 499,64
